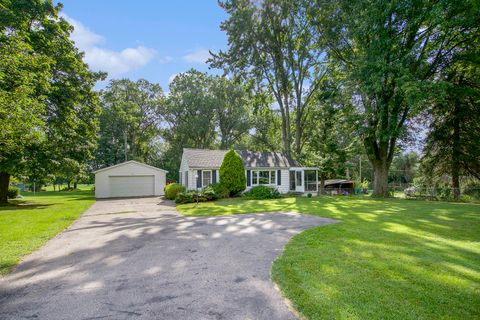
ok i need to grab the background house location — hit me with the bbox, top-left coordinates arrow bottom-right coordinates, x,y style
179,148 -> 318,194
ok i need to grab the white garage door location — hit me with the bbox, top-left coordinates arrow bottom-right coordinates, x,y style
108,175 -> 155,198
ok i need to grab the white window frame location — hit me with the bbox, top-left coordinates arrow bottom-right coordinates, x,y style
252,170 -> 277,186
202,170 -> 212,188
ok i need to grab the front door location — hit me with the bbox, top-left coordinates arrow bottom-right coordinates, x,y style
290,170 -> 304,192
295,170 -> 304,192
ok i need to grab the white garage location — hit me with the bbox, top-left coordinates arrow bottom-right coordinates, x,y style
94,161 -> 168,199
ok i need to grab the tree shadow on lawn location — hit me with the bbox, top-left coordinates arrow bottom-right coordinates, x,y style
0,211 -> 332,319
272,197 -> 480,319
0,203 -> 54,212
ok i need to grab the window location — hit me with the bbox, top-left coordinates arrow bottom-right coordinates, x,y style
259,171 -> 270,184
252,170 -> 276,185
290,171 -> 296,190
202,170 -> 212,187
296,171 -> 302,186
305,170 -> 317,191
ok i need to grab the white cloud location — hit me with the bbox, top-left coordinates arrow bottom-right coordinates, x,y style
159,56 -> 174,64
182,49 -> 211,64
61,13 -> 156,76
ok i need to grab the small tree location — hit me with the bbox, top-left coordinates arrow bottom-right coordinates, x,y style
219,149 -> 246,196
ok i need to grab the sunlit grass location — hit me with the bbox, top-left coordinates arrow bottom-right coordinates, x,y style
178,196 -> 480,319
0,190 -> 95,275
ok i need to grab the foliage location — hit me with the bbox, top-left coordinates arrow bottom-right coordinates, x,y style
212,0 -> 328,157
0,190 -> 95,275
314,0 -> 480,196
210,182 -> 230,199
219,149 -> 246,196
174,191 -> 208,204
462,180 -> 480,199
242,186 -> 281,199
177,196 -> 480,319
164,183 -> 185,200
7,187 -> 19,199
0,0 -> 103,203
95,79 -> 164,168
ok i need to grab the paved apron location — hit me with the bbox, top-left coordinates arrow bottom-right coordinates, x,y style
0,197 -> 337,320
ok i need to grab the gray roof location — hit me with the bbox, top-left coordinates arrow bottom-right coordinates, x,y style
183,148 -> 298,169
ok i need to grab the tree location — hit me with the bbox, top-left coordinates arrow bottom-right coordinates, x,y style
219,149 -> 246,196
0,0 -> 103,203
314,0 -> 480,196
95,79 -> 164,168
211,76 -> 251,149
212,0 -> 328,158
422,50 -> 480,199
0,35 -> 50,202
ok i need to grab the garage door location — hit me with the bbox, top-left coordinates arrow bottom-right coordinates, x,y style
108,175 -> 155,198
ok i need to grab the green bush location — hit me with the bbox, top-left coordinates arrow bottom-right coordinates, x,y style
165,183 -> 185,200
210,182 -> 230,199
219,149 -> 246,196
175,191 -> 208,204
243,186 -> 281,199
7,187 -> 19,199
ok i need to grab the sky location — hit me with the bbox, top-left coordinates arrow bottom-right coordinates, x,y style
56,1 -> 229,90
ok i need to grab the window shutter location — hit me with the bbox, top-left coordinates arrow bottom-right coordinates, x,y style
197,170 -> 202,188
277,170 -> 281,185
185,172 -> 188,188
246,170 -> 251,187
212,170 -> 217,183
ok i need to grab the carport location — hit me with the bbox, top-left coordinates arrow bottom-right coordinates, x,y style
94,160 -> 167,198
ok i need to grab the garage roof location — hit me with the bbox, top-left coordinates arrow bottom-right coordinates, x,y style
94,160 -> 168,174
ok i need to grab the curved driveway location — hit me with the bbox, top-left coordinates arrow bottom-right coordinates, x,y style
0,197 -> 337,320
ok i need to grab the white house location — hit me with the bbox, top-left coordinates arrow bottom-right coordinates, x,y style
94,160 -> 167,198
179,148 -> 319,194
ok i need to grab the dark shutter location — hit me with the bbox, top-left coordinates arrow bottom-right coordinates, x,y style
197,170 -> 202,188
185,171 -> 188,188
246,170 -> 251,187
212,170 -> 217,183
277,170 -> 281,185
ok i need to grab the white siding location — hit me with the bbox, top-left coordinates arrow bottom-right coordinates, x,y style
95,161 -> 166,198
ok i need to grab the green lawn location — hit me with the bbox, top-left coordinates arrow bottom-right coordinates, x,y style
178,196 -> 480,320
0,190 -> 95,275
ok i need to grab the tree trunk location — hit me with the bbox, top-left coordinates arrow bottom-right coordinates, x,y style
74,181 -> 78,190
451,103 -> 461,200
67,181 -> 71,190
0,172 -> 10,204
372,160 -> 389,197
320,175 -> 325,194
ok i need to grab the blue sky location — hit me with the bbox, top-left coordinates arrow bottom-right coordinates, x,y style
57,1 -> 228,90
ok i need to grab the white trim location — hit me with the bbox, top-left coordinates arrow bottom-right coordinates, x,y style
202,170 -> 212,188
94,160 -> 168,174
251,169 -> 277,186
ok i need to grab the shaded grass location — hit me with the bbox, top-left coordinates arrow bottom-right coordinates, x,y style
178,196 -> 480,319
0,190 -> 95,275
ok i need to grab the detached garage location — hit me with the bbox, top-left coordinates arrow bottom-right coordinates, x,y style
94,161 -> 168,199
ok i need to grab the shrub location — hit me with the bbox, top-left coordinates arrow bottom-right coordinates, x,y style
175,191 -> 208,204
219,149 -> 246,196
165,183 -> 185,200
243,185 -> 281,199
202,186 -> 218,201
210,182 -> 230,199
307,193 -> 312,198
7,187 -> 19,199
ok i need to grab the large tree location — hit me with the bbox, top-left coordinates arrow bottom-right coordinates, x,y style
0,0 -> 102,202
422,48 -> 480,199
314,0 -> 480,196
95,79 -> 164,168
212,0 -> 328,158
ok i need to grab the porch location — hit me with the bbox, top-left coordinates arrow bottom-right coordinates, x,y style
289,167 -> 319,194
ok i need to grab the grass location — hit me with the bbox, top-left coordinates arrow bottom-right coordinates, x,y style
0,190 -> 95,275
177,196 -> 480,319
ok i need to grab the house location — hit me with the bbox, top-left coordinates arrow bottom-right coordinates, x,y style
179,148 -> 319,194
94,160 -> 168,198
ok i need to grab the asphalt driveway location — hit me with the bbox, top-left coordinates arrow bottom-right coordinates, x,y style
0,197 -> 337,320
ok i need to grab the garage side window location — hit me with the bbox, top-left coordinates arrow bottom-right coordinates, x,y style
202,170 -> 212,187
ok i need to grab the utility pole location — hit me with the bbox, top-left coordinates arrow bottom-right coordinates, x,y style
124,131 -> 128,162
